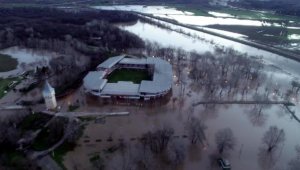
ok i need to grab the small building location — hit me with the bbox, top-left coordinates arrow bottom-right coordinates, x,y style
42,80 -> 57,110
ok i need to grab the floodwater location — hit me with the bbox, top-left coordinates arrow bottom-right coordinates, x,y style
288,34 -> 300,40
94,5 -> 300,49
62,5 -> 300,170
93,5 -> 297,27
0,47 -> 56,78
208,11 -> 234,18
94,5 -> 194,15
64,77 -> 300,170
120,20 -> 300,79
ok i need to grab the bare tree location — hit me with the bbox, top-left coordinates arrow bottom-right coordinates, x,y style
247,104 -> 269,127
134,142 -> 157,170
262,126 -> 285,153
142,127 -> 174,154
90,154 -> 105,170
165,140 -> 186,166
186,117 -> 207,144
288,145 -> 300,170
291,80 -> 300,93
257,147 -> 277,170
65,119 -> 83,143
215,128 -> 236,154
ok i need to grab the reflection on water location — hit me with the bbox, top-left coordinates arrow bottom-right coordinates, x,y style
94,5 -> 292,27
0,47 -> 55,78
120,20 -> 300,79
66,5 -> 300,170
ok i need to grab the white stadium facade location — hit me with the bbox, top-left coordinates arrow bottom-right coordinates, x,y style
83,55 -> 173,101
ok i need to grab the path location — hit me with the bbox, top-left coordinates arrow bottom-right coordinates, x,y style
28,111 -> 129,160
192,100 -> 294,107
284,105 -> 300,124
42,110 -> 129,118
0,105 -> 26,110
36,155 -> 62,170
29,116 -> 81,160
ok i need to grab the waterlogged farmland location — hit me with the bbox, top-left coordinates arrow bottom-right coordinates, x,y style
61,5 -> 300,170
94,5 -> 300,51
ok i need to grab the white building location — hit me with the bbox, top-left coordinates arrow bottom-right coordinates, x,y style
42,80 -> 57,110
83,55 -> 173,101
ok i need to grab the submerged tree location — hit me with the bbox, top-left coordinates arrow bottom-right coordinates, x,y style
186,117 -> 207,144
288,145 -> 300,170
262,126 -> 285,154
165,140 -> 186,166
142,127 -> 174,154
291,80 -> 300,93
215,128 -> 236,154
248,104 -> 269,127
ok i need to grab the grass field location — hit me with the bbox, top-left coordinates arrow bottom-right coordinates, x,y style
18,113 -> 52,131
206,25 -> 295,44
51,142 -> 77,170
0,53 -> 18,72
289,29 -> 300,35
0,77 -> 21,98
107,69 -> 152,84
171,4 -> 300,22
172,5 -> 212,16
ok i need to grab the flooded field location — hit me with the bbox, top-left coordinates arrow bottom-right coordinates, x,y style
64,73 -> 300,170
94,5 -> 300,51
120,20 -> 300,78
93,5 -> 297,26
0,47 -> 57,78
60,5 -> 300,170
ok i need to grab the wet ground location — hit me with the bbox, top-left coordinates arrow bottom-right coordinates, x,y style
0,47 -> 58,78
61,7 -> 300,170
62,53 -> 300,169
0,6 -> 299,170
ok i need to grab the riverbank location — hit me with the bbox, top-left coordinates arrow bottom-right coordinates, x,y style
136,12 -> 300,62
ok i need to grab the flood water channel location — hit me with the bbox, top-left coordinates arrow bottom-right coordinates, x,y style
62,6 -> 300,170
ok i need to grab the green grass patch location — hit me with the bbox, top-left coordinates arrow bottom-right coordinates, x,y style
172,5 -> 212,16
169,4 -> 300,22
206,25 -> 291,44
51,142 -> 77,170
107,69 -> 152,84
89,154 -> 105,170
288,29 -> 300,35
18,113 -> 52,131
1,151 -> 31,169
6,151 -> 24,166
68,104 -> 79,112
32,118 -> 66,151
32,128 -> 56,151
214,7 -> 300,22
0,77 -> 21,98
0,53 -> 18,72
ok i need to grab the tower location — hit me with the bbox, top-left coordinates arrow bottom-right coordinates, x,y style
42,80 -> 57,110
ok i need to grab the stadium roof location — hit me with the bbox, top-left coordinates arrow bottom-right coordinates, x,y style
97,55 -> 125,69
83,71 -> 107,91
84,56 -> 173,96
102,81 -> 140,96
139,58 -> 173,94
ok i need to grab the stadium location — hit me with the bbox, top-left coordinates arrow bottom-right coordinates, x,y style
83,55 -> 173,101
